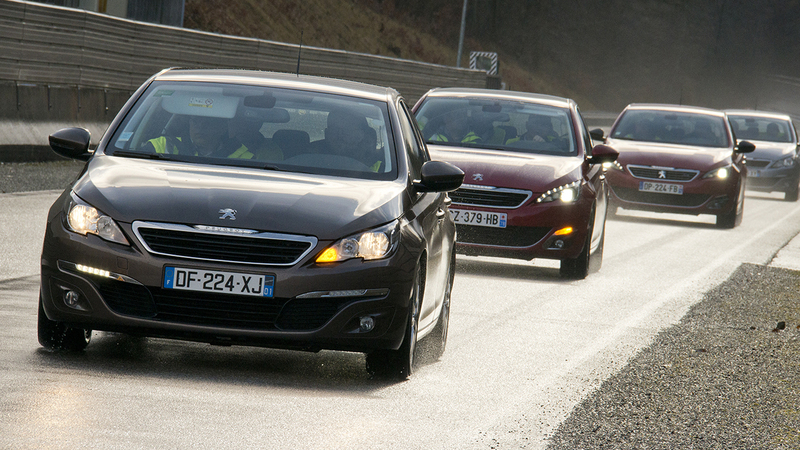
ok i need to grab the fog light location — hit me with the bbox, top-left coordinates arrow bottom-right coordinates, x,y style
554,239 -> 565,249
359,316 -> 375,332
64,290 -> 80,307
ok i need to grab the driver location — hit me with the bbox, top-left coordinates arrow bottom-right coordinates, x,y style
144,115 -> 253,159
314,108 -> 382,172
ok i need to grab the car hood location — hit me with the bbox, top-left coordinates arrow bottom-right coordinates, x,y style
607,138 -> 733,170
428,145 -> 582,192
741,140 -> 796,161
71,157 -> 406,239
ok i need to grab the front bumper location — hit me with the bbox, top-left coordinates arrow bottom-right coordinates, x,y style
40,206 -> 418,353
606,169 -> 741,216
745,164 -> 800,193
450,189 -> 593,261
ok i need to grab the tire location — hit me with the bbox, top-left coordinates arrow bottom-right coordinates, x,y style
38,294 -> 91,352
560,231 -> 591,279
587,217 -> 606,274
785,180 -> 799,202
716,188 -> 744,229
366,262 -> 424,380
422,252 -> 454,361
560,205 -> 596,280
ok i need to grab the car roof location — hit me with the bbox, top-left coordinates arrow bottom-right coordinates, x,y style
153,68 -> 399,103
724,109 -> 794,121
624,103 -> 725,118
422,87 -> 574,109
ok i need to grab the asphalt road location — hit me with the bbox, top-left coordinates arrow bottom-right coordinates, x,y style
2,162 -> 800,449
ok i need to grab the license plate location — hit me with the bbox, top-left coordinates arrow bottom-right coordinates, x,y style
449,209 -> 507,228
163,267 -> 274,297
639,181 -> 683,195
749,170 -> 760,177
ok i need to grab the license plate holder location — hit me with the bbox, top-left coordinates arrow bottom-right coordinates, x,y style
449,209 -> 507,228
163,267 -> 275,297
638,181 -> 683,195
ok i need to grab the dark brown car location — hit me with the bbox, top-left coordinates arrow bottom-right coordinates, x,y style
600,104 -> 755,228
39,69 -> 464,379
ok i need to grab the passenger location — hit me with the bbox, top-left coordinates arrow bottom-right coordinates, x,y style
314,108 -> 383,172
143,115 -> 253,159
506,115 -> 558,144
429,109 -> 481,143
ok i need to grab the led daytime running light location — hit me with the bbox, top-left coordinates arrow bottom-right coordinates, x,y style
536,181 -> 581,203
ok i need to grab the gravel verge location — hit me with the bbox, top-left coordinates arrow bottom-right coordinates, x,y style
0,160 -> 85,194
549,263 -> 800,449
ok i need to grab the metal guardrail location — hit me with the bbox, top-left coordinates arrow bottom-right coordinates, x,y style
0,0 -> 488,102
0,0 -> 491,161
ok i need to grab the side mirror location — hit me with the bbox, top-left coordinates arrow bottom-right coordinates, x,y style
587,144 -> 619,165
49,127 -> 92,161
735,140 -> 756,154
589,128 -> 605,141
413,160 -> 464,192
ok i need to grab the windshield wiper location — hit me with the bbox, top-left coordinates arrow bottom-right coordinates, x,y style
111,150 -> 173,160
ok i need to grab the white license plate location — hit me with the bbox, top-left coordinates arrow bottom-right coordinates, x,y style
639,181 -> 683,195
163,267 -> 274,297
450,209 -> 507,228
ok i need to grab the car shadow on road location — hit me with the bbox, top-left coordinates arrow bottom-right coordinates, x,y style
607,212 -> 719,229
455,256 -> 565,282
33,332 -> 417,391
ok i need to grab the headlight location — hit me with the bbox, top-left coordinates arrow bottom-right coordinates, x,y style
703,166 -> 731,179
65,192 -> 129,245
316,220 -> 400,263
536,180 -> 581,203
771,156 -> 795,169
603,160 -> 624,171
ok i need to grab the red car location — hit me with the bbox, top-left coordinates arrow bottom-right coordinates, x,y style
413,88 -> 618,278
599,104 -> 755,228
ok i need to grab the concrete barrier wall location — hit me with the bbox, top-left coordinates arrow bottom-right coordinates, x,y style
0,0 -> 489,161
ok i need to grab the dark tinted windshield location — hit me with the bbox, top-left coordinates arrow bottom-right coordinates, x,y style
107,81 -> 397,180
414,97 -> 576,155
611,110 -> 730,148
727,115 -> 795,143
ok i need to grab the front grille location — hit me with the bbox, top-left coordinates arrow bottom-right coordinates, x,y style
613,187 -> 710,207
133,222 -> 316,266
627,165 -> 699,182
151,289 -> 286,330
96,278 -> 357,332
456,224 -> 550,247
97,279 -> 157,317
745,159 -> 770,168
450,184 -> 532,208
276,298 -> 347,330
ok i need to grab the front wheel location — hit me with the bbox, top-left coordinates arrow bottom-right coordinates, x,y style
421,252 -> 454,361
560,231 -> 591,279
38,294 -> 91,351
366,262 -> 424,380
785,180 -> 799,202
716,190 -> 744,229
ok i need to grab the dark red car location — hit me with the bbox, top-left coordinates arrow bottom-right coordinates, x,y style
599,104 -> 755,228
413,88 -> 618,278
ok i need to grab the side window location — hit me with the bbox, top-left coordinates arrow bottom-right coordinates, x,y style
398,101 -> 426,180
576,107 -> 594,157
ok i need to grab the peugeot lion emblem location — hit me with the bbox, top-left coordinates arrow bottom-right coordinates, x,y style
658,170 -> 667,179
218,208 -> 237,220
472,173 -> 484,181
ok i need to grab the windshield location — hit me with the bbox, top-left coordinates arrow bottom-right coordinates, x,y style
610,110 -> 730,148
727,115 -> 795,143
414,97 -> 576,156
107,81 -> 397,180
